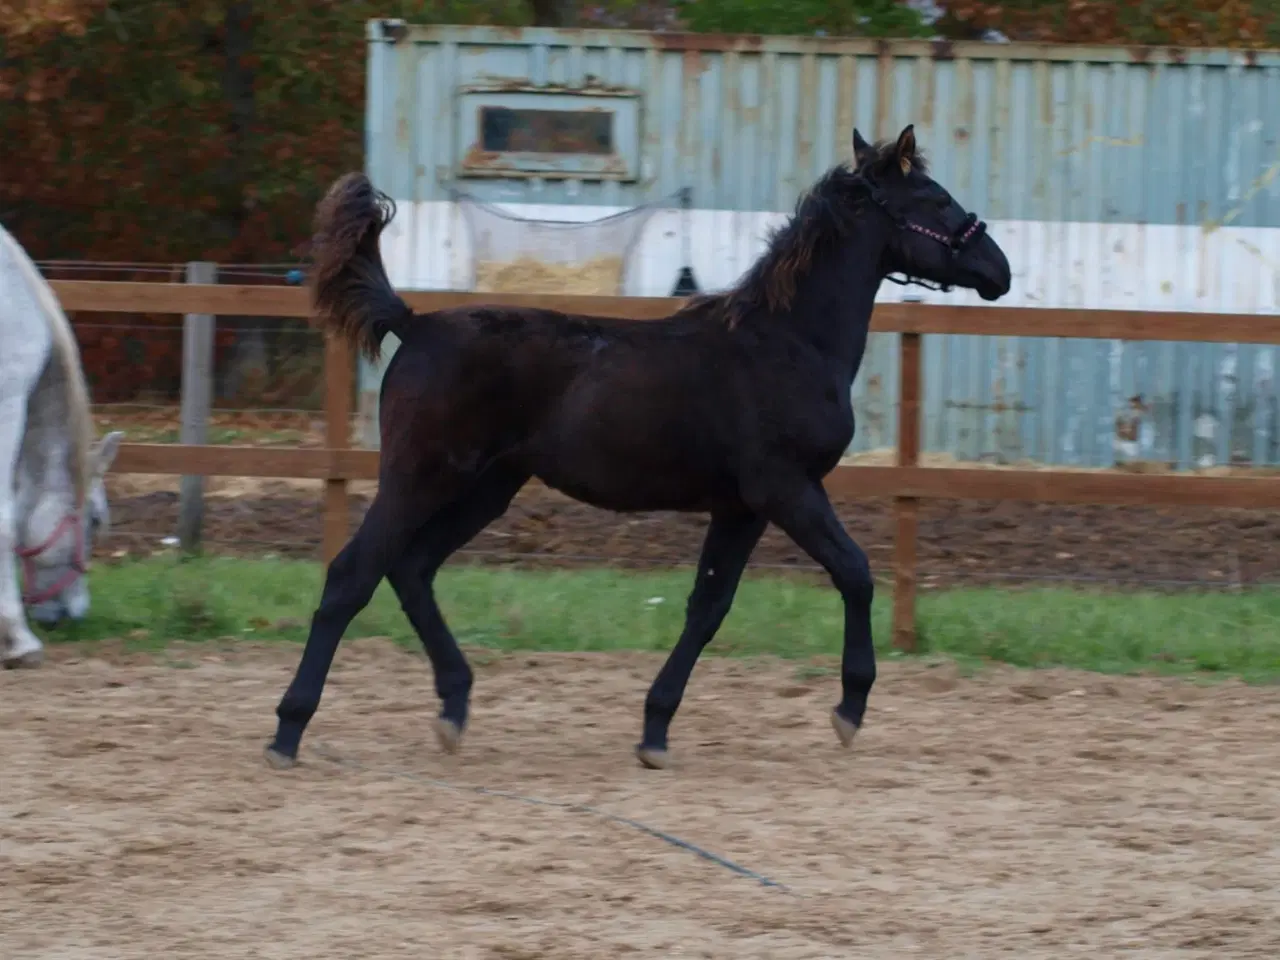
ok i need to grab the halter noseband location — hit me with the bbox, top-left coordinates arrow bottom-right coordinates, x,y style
854,172 -> 988,293
17,512 -> 87,607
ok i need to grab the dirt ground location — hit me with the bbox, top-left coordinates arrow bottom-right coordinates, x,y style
5,642 -> 1280,959
105,475 -> 1280,588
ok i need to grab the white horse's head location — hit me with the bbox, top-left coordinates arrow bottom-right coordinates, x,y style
18,431 -> 123,625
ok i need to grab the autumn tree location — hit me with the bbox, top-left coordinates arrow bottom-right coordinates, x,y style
0,0 -> 100,37
530,0 -> 575,25
674,0 -> 930,35
5,0 -> 1278,265
930,0 -> 1280,47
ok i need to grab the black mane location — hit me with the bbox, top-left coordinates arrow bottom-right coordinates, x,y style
678,138 -> 929,328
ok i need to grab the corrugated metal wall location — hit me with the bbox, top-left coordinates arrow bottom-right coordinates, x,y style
362,23 -> 1280,468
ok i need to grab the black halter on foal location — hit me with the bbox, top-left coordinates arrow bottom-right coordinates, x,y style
853,172 -> 988,293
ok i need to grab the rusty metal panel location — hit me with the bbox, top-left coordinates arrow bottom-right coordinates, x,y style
361,22 -> 1280,466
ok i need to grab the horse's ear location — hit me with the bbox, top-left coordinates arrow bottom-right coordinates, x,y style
895,124 -> 917,174
852,127 -> 873,165
92,430 -> 124,477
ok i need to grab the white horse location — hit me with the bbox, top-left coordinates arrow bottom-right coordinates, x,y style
0,222 -> 123,667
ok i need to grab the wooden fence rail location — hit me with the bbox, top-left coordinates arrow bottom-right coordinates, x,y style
52,278 -> 1280,651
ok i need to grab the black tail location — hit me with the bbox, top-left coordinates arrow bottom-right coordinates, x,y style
308,172 -> 412,362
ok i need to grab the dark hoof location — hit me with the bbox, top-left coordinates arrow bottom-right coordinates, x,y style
635,744 -> 671,770
830,709 -> 860,748
263,744 -> 298,770
434,717 -> 463,754
3,649 -> 44,670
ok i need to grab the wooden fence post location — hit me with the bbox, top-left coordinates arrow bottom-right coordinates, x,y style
892,330 -> 923,651
177,261 -> 216,554
322,335 -> 354,565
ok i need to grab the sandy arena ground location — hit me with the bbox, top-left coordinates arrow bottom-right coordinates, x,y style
4,642 -> 1280,959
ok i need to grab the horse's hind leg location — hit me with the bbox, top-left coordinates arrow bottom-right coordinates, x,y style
637,509 -> 767,769
0,394 -> 43,668
265,478 -> 443,768
386,468 -> 529,754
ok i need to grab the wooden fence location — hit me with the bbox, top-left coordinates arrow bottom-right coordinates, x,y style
53,278 -> 1280,651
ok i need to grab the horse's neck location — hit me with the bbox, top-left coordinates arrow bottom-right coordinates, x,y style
18,360 -> 76,497
779,229 -> 886,384
1,222 -> 93,504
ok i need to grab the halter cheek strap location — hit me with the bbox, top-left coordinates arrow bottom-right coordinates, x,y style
16,513 -> 87,606
854,173 -> 989,293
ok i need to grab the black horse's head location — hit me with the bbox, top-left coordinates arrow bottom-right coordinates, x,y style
851,124 -> 1011,302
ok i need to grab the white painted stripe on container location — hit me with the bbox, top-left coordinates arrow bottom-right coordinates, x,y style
383,200 -> 1280,314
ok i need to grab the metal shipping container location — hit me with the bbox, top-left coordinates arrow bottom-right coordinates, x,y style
362,22 -> 1280,469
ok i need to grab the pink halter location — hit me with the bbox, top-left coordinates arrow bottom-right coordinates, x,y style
17,512 -> 86,606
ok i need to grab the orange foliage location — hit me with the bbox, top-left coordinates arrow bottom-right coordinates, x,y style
934,0 -> 1277,47
0,0 -> 99,37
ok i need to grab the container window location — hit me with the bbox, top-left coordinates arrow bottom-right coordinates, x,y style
456,88 -> 641,180
479,107 -> 613,156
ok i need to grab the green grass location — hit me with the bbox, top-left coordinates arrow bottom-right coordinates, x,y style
33,555 -> 1280,683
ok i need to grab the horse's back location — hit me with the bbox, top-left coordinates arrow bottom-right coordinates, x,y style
378,305 -> 858,511
377,306 -> 746,510
0,225 -> 55,387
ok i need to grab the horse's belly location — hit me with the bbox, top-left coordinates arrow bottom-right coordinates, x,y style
533,452 -> 729,513
529,427 -> 732,513
524,362 -> 740,511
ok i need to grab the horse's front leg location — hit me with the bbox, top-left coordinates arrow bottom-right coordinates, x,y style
755,476 -> 876,746
0,396 -> 42,668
